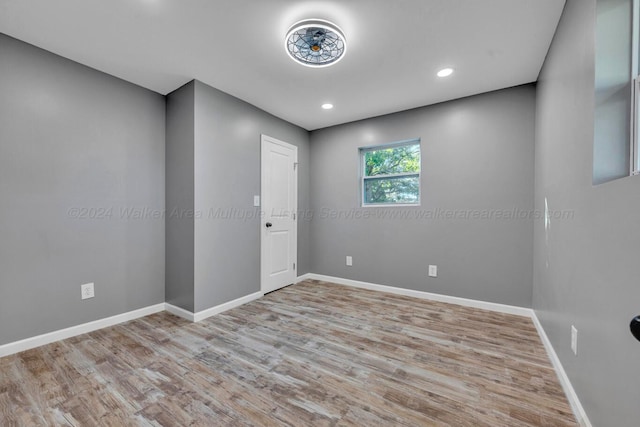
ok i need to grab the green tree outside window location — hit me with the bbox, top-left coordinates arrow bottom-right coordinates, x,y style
361,141 -> 420,205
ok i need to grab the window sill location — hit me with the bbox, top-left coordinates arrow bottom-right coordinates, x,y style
361,203 -> 421,208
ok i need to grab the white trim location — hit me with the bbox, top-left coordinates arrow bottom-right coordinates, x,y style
0,303 -> 165,358
193,291 -> 263,322
363,172 -> 420,180
304,273 -> 532,317
531,313 -> 593,427
1,291 -> 266,358
361,203 -> 422,208
296,273 -> 313,283
0,275 -> 591,427
166,291 -> 264,323
165,303 -> 196,322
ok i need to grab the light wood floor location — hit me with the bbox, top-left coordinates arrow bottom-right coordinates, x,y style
0,280 -> 577,426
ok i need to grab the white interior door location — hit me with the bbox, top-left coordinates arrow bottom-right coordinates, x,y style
261,135 -> 297,294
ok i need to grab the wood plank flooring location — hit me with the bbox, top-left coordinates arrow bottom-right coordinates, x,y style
0,280 -> 578,426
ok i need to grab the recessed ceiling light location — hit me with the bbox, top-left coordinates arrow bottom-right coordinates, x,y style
437,68 -> 454,78
285,19 -> 347,68
321,103 -> 334,110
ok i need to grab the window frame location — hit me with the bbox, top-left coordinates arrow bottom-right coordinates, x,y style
359,138 -> 421,207
631,0 -> 640,175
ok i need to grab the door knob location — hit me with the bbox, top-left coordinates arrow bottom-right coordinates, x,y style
265,222 -> 273,228
630,316 -> 640,342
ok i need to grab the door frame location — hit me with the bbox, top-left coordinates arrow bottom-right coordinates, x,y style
260,134 -> 298,294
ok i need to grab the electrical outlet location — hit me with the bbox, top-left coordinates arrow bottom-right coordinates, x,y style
346,256 -> 353,266
571,325 -> 578,356
81,282 -> 95,300
428,265 -> 438,277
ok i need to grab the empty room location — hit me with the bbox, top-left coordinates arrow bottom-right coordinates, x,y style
1,0 -> 639,426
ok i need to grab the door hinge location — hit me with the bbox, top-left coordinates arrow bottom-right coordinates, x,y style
293,162 -> 298,171
293,262 -> 296,270
293,212 -> 296,220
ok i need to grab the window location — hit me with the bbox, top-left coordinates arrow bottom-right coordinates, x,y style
360,139 -> 421,206
594,1 -> 638,183
632,0 -> 640,175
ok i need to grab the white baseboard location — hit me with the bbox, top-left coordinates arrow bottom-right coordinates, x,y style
0,303 -> 165,358
531,312 -> 592,427
304,273 -> 533,317
165,303 -> 196,322
166,291 -> 263,323
1,291 -> 265,358
193,291 -> 263,322
0,274 -> 591,427
296,273 -> 313,283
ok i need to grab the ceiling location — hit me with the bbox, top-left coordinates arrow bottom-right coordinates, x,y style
0,0 -> 566,131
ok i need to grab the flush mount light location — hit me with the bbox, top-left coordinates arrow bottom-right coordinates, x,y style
321,103 -> 334,110
437,68 -> 454,78
285,19 -> 347,67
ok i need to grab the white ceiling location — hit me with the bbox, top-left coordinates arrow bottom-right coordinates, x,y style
0,0 -> 566,131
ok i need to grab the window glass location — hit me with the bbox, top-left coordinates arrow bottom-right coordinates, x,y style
361,140 -> 420,206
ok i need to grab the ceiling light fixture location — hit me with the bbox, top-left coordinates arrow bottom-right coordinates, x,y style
285,19 -> 347,68
321,103 -> 334,110
437,68 -> 454,78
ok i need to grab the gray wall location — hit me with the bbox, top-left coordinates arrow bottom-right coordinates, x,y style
594,0 -> 632,184
165,82 -> 195,311
7,14 -> 639,425
309,85 -> 536,307
193,81 -> 310,312
0,34 -> 165,345
534,1 -> 640,425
